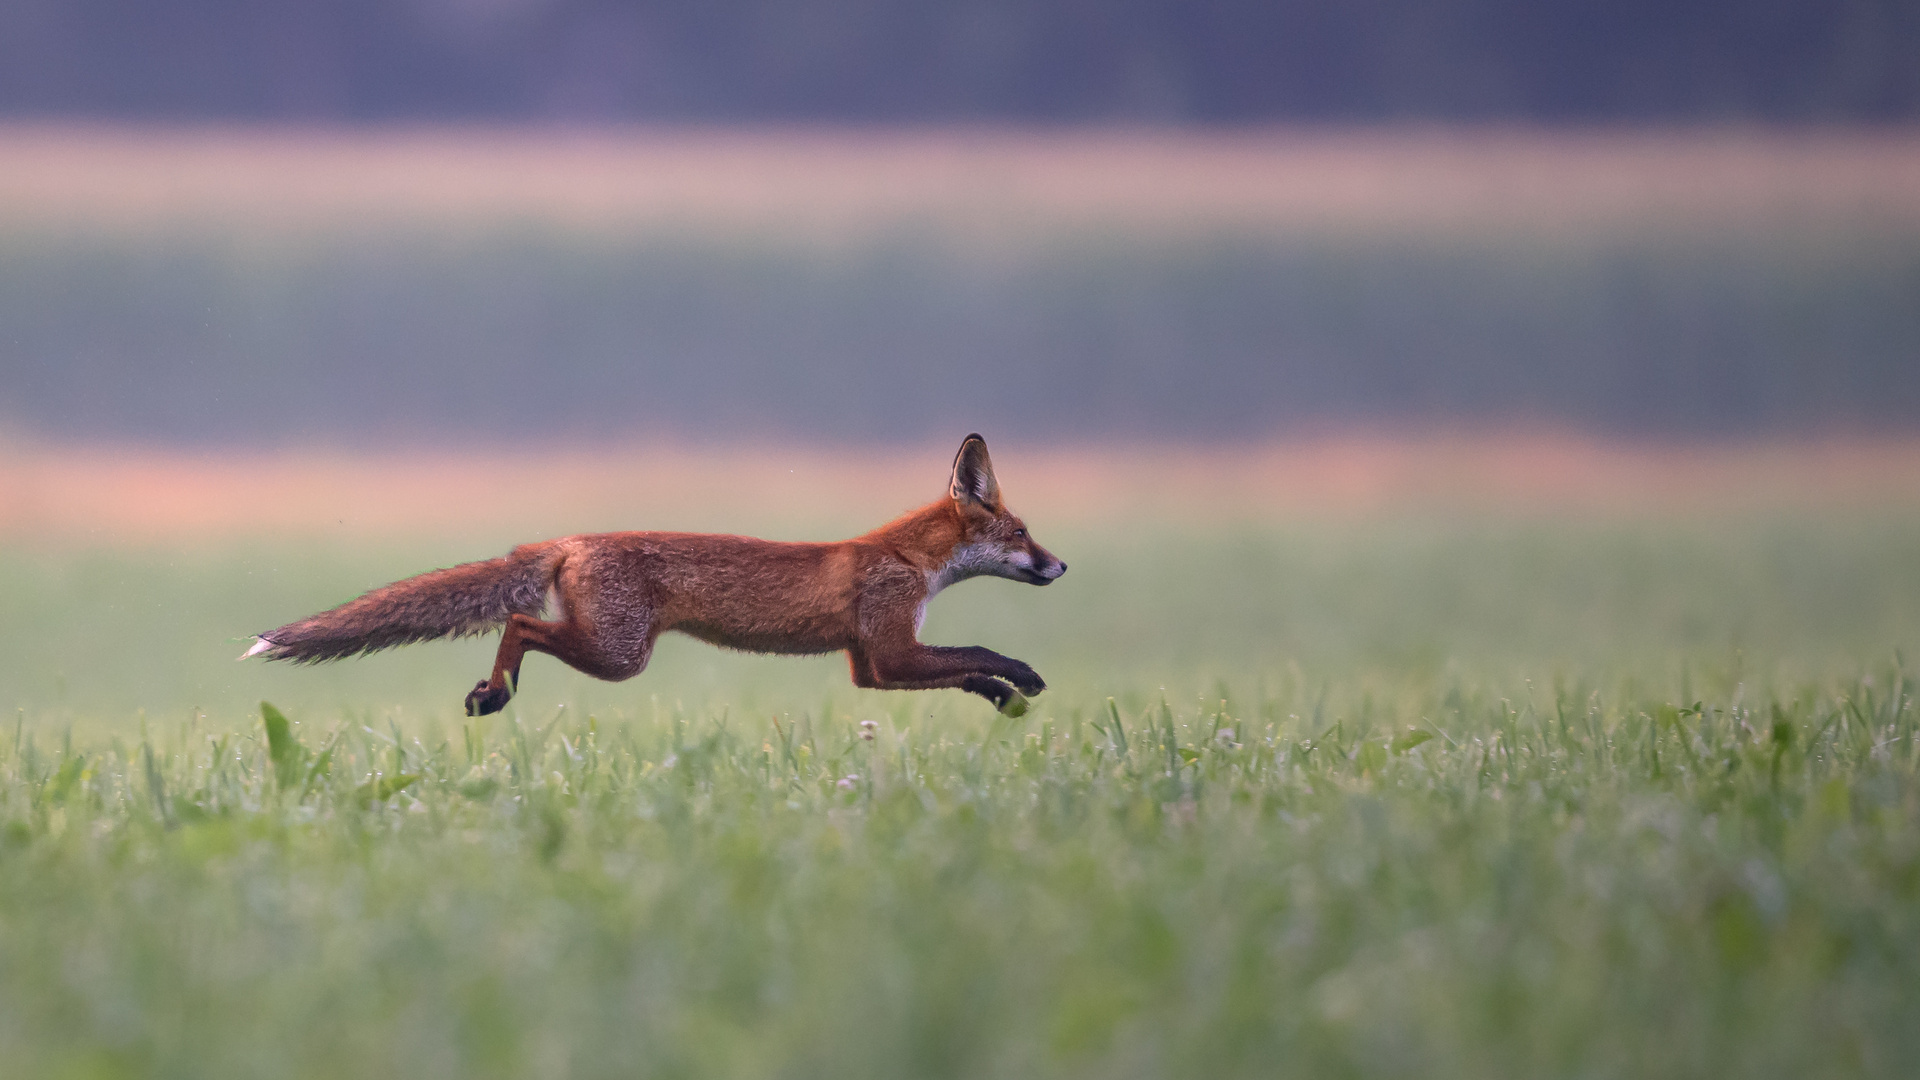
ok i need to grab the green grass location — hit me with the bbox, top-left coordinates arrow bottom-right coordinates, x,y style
3,511 -> 1920,1078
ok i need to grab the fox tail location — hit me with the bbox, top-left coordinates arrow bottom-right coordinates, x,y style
243,544 -> 560,663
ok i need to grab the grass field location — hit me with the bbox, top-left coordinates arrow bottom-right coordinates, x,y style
3,443 -> 1919,1078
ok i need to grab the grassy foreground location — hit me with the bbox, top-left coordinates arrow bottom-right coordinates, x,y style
3,677 -> 1918,1079
2,510 -> 1919,1078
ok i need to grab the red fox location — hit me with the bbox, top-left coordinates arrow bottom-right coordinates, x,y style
245,435 -> 1066,717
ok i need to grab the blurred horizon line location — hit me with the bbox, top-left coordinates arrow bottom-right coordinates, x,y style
11,419 -> 1920,455
5,123 -> 1918,241
5,125 -> 1917,450
9,430 -> 1920,545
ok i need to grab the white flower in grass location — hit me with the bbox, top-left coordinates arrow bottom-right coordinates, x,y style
837,774 -> 860,790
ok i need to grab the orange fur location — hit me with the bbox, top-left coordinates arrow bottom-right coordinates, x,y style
250,435 -> 1066,715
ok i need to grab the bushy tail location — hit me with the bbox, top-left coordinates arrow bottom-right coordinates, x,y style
245,544 -> 559,663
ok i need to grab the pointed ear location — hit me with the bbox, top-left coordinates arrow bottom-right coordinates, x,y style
948,434 -> 1002,512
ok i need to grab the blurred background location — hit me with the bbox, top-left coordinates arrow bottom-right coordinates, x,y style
0,0 -> 1916,448
2,0 -> 1919,724
3,0 -> 1917,123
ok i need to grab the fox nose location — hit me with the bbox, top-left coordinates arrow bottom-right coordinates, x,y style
1052,561 -> 1068,577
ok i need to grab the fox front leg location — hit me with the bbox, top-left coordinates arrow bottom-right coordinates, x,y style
960,674 -> 1032,716
854,640 -> 1046,715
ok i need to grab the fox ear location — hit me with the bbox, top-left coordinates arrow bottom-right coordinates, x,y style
949,434 -> 1001,511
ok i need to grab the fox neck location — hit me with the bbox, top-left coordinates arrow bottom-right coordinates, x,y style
868,499 -> 983,596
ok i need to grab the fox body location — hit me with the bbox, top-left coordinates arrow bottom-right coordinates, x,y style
246,435 -> 1066,716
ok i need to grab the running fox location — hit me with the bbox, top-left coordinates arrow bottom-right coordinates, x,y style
244,435 -> 1066,717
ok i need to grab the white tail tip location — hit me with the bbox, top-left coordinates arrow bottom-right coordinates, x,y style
240,638 -> 274,660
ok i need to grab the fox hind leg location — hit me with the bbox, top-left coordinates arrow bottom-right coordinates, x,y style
465,609 -> 657,716
465,672 -> 516,716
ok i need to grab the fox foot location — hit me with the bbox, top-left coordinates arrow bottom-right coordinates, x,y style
1005,663 -> 1046,696
465,679 -> 512,716
961,674 -> 1024,711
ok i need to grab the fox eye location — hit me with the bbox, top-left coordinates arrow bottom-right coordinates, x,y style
1013,528 -> 1026,538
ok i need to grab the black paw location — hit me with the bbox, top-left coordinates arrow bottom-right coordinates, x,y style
960,674 -> 1017,709
464,679 -> 512,717
1006,663 -> 1046,696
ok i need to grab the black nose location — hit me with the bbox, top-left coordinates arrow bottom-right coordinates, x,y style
1056,562 -> 1068,574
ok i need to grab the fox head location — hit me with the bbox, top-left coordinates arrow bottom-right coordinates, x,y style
944,434 -> 1068,587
